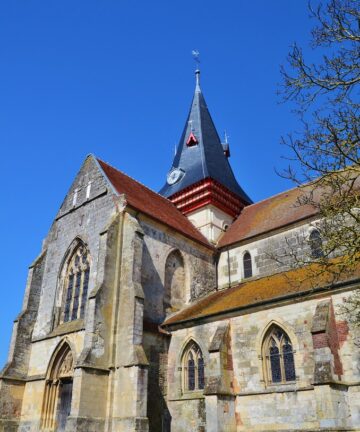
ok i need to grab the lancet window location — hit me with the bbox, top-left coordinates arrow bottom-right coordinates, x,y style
262,325 -> 296,385
309,229 -> 324,258
243,251 -> 252,279
182,341 -> 205,392
61,242 -> 90,323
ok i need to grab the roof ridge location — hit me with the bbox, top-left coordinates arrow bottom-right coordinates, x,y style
243,183 -> 303,210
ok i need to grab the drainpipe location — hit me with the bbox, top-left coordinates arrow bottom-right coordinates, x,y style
214,250 -> 220,291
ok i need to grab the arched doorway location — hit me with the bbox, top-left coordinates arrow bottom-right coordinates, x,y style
41,342 -> 74,431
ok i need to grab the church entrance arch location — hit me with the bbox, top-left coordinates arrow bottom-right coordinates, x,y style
41,341 -> 74,431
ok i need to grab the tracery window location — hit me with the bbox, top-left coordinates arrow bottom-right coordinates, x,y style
182,341 -> 205,392
309,229 -> 324,258
243,251 -> 252,279
262,325 -> 296,385
62,243 -> 90,323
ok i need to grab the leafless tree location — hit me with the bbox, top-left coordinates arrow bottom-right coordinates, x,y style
278,0 -> 360,322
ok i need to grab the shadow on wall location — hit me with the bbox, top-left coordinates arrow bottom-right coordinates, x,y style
141,243 -> 166,323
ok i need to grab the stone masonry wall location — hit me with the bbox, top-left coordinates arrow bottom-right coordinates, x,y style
166,290 -> 360,431
140,218 -> 216,324
218,221 -> 318,288
32,155 -> 116,339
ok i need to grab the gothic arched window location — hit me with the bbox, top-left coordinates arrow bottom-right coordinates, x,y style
309,229 -> 324,258
182,341 -> 205,392
61,243 -> 90,323
164,250 -> 185,314
262,325 -> 296,385
243,251 -> 252,279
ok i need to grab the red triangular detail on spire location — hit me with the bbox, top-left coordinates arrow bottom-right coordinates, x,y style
186,132 -> 198,146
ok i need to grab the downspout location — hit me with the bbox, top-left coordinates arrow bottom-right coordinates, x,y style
214,250 -> 220,291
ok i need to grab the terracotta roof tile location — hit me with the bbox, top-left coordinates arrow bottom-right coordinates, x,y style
97,158 -> 213,249
218,186 -> 318,247
163,262 -> 360,326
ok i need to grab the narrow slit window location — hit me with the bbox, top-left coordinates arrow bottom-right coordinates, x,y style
309,230 -> 324,258
243,252 -> 252,278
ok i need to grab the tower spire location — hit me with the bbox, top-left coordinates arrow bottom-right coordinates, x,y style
159,69 -> 251,242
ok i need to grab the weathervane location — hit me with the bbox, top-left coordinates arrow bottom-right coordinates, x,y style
192,50 -> 200,69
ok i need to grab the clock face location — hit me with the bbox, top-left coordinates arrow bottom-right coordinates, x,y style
167,168 -> 184,185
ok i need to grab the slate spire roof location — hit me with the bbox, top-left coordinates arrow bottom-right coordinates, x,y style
159,70 -> 252,204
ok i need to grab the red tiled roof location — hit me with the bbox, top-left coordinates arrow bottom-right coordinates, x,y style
97,158 -> 213,249
163,262 -> 360,326
218,186 -> 319,247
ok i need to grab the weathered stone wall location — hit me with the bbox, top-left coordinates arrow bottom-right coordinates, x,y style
140,217 -> 216,324
166,290 -> 360,431
143,331 -> 171,432
218,221 -> 317,288
139,216 -> 215,431
33,156 -> 116,339
18,331 -> 84,431
1,155 -> 120,431
0,251 -> 45,430
0,379 -> 24,432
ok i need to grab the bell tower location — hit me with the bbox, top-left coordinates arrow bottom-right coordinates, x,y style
159,70 -> 251,243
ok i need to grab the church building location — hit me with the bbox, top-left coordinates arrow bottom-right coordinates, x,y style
0,70 -> 359,432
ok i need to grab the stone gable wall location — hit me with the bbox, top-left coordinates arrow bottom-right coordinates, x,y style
33,156 -> 116,339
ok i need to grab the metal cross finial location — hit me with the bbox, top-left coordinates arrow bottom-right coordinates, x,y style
192,50 -> 201,90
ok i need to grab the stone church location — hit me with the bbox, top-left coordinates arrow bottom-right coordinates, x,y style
1,70 -> 359,432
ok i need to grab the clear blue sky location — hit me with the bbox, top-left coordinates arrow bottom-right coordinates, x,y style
0,1 -> 316,365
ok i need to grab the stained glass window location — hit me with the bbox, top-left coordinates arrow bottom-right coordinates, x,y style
80,268 -> 90,318
188,354 -> 195,391
61,243 -> 90,324
198,356 -> 205,390
269,343 -> 281,383
182,341 -> 205,392
63,274 -> 74,322
283,340 -> 296,381
243,252 -> 252,278
263,325 -> 296,385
